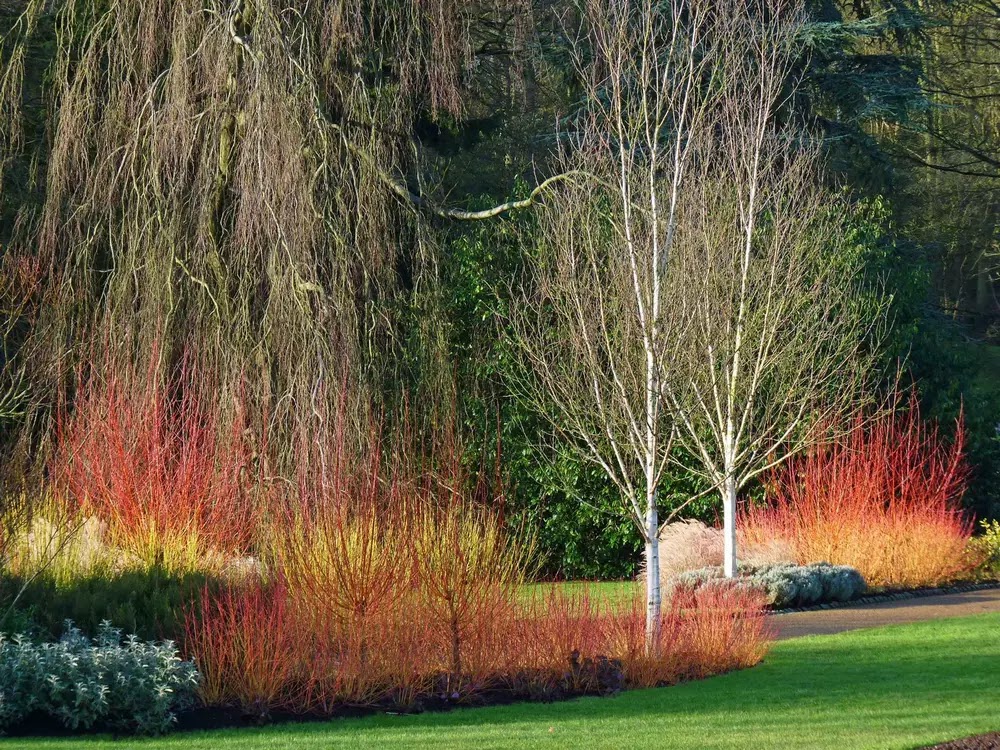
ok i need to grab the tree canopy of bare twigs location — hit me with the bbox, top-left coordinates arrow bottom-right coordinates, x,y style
510,0 -> 724,649
509,0 -> 887,645
661,3 -> 887,578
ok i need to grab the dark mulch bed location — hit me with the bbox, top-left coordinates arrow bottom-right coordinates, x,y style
927,732 -> 1000,749
3,693 -> 576,738
2,655 -> 632,738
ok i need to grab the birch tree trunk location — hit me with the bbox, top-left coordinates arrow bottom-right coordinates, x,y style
645,498 -> 661,651
722,474 -> 738,578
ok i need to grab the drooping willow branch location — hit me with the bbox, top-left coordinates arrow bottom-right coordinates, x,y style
0,0 -> 557,480
387,170 -> 591,221
231,21 -> 585,223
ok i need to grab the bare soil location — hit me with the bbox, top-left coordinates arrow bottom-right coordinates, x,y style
927,732 -> 1000,749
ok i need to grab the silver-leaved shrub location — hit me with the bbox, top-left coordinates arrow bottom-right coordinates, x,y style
672,562 -> 867,609
0,620 -> 199,734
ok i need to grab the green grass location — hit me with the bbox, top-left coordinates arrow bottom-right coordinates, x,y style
7,613 -> 999,749
521,580 -> 639,608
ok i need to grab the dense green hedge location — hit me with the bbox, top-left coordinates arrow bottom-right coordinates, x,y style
0,567 -> 220,641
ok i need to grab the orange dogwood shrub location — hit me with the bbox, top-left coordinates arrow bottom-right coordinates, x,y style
184,569 -> 770,715
741,398 -> 975,588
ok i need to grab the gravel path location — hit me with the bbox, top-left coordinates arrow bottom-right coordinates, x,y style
770,587 -> 1000,640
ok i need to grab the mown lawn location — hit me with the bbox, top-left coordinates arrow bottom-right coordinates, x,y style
8,613 -> 999,750
521,580 -> 639,607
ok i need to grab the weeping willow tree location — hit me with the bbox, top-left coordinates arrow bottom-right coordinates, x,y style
0,0 -> 547,472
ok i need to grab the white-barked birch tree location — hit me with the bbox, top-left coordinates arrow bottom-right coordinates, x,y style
509,0 -> 720,649
662,0 -> 886,577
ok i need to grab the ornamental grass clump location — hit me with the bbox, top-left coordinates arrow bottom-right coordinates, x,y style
2,502 -> 112,585
741,397 -> 975,588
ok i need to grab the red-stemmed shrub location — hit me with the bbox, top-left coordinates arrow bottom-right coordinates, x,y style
741,396 -> 975,588
182,399 -> 772,714
268,399 -> 423,709
595,582 -> 770,688
411,497 -> 532,693
183,579 -> 300,715
505,588 -> 609,695
54,349 -> 260,572
41,336 -> 771,719
671,583 -> 772,680
183,575 -> 771,715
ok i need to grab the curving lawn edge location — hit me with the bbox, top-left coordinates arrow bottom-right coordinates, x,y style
6,613 -> 1000,750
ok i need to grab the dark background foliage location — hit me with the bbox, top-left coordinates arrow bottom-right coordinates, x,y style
1,0 -> 998,579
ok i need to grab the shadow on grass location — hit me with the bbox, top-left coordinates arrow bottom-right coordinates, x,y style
239,613 -> 1000,747
9,613 -> 1000,749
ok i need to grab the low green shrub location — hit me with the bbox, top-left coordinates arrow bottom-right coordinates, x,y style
673,562 -> 867,609
970,519 -> 1000,576
0,567 -> 223,640
0,621 -> 199,734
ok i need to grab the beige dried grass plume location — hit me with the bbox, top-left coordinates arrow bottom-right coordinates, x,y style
636,520 -> 723,586
636,518 -> 797,588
